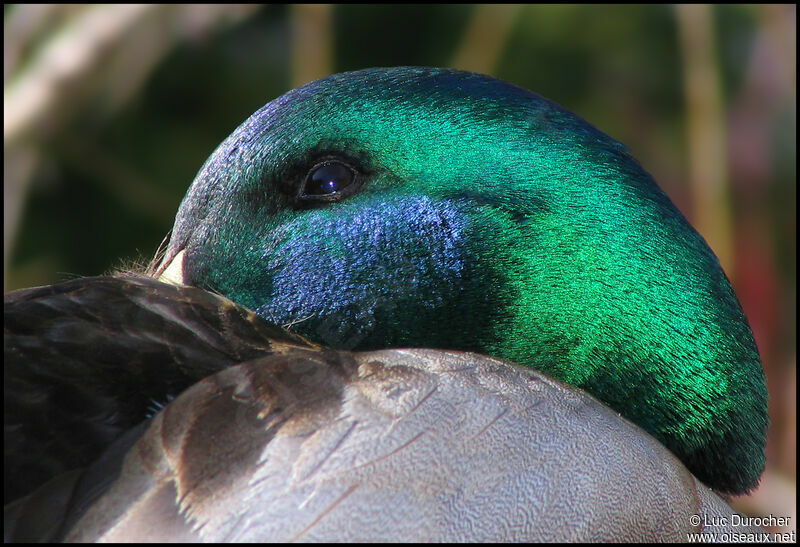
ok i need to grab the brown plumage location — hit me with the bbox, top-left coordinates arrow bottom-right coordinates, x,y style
5,276 -> 763,541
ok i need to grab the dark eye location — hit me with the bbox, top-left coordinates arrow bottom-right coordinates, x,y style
299,160 -> 357,201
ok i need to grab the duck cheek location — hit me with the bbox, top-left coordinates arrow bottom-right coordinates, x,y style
253,196 -> 470,350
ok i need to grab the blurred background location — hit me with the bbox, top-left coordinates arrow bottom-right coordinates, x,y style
3,4 -> 795,534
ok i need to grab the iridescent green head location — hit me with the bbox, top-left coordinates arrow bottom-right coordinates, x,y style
157,67 -> 767,494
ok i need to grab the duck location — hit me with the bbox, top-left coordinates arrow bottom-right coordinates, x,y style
4,67 -> 768,542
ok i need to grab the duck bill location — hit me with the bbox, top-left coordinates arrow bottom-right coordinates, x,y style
156,249 -> 186,285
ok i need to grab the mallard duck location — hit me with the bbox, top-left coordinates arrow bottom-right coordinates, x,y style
4,67 -> 768,542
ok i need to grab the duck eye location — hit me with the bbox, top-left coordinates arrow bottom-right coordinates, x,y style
300,160 -> 357,200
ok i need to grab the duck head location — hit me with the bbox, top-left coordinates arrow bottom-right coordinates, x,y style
154,67 -> 767,495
